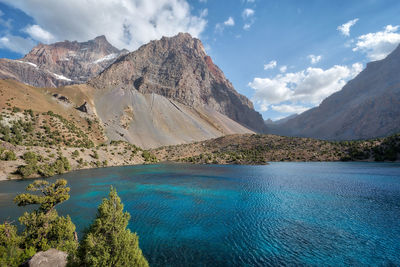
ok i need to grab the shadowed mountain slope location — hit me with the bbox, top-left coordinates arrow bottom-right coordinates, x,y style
271,44 -> 400,140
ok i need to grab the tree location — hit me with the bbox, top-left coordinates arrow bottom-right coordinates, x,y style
77,187 -> 149,267
0,222 -> 36,267
14,179 -> 78,254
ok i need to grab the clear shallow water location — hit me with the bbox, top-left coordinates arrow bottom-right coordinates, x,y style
1,162 -> 400,266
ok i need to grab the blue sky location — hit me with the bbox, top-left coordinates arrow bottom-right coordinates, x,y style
1,0 -> 400,120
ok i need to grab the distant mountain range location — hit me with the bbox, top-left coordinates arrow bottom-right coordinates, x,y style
1,33 -> 399,145
0,33 -> 266,148
269,44 -> 400,140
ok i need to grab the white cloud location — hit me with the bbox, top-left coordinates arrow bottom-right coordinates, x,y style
241,8 -> 255,30
0,0 -> 207,51
243,23 -> 252,30
308,54 -> 322,64
353,25 -> 400,61
270,104 -> 309,114
337,18 -> 359,36
24,24 -> 54,43
0,34 -> 35,54
215,16 -> 235,33
279,65 -> 287,73
224,17 -> 235,26
242,8 -> 254,18
199,9 -> 208,17
264,60 -> 277,70
249,63 -> 363,114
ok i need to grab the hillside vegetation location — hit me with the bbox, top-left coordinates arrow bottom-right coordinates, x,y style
152,133 -> 400,164
0,105 -> 157,180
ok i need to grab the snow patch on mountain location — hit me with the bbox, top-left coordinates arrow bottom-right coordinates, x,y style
51,72 -> 72,81
16,60 -> 37,68
93,53 -> 117,64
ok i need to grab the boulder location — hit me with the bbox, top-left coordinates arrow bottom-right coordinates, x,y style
20,249 -> 67,267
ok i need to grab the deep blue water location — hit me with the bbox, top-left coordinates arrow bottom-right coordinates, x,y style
1,162 -> 400,266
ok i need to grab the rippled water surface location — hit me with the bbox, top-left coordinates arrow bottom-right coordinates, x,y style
1,162 -> 400,266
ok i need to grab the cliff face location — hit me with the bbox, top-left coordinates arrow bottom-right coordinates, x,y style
271,44 -> 400,140
0,36 -> 127,87
90,33 -> 266,132
0,58 -> 64,87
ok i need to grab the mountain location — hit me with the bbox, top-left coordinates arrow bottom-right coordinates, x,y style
265,114 -> 298,126
89,33 -> 266,133
0,36 -> 127,87
0,33 -> 263,148
271,44 -> 400,140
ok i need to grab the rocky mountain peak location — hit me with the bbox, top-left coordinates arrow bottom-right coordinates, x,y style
90,33 -> 265,132
94,35 -> 107,42
0,36 -> 127,87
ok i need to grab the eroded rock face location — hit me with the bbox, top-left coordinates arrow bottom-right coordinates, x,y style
0,58 -> 66,87
21,249 -> 67,267
271,44 -> 400,140
0,35 -> 127,87
89,33 -> 266,132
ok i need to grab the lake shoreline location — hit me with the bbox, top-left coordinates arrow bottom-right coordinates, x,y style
2,158 -> 399,182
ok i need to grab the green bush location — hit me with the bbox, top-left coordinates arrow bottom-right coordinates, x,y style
72,150 -> 79,158
142,150 -> 157,163
23,152 -> 38,165
3,150 -> 16,161
17,164 -> 38,178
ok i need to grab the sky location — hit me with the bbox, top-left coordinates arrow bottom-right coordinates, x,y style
0,0 -> 399,120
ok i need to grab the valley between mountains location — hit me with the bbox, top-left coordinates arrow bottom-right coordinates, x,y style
0,33 -> 399,180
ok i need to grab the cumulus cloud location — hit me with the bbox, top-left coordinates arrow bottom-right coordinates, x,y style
279,65 -> 287,73
242,8 -> 255,30
249,63 -> 363,114
308,54 -> 322,64
0,34 -> 35,54
224,17 -> 235,26
264,60 -> 277,70
242,8 -> 254,18
215,16 -> 235,34
24,24 -> 54,43
337,18 -> 359,36
353,25 -> 400,61
0,0 -> 207,51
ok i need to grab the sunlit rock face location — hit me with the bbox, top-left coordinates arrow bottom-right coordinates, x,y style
89,33 -> 267,133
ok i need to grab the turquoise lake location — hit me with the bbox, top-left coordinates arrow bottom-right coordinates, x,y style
1,162 -> 400,266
